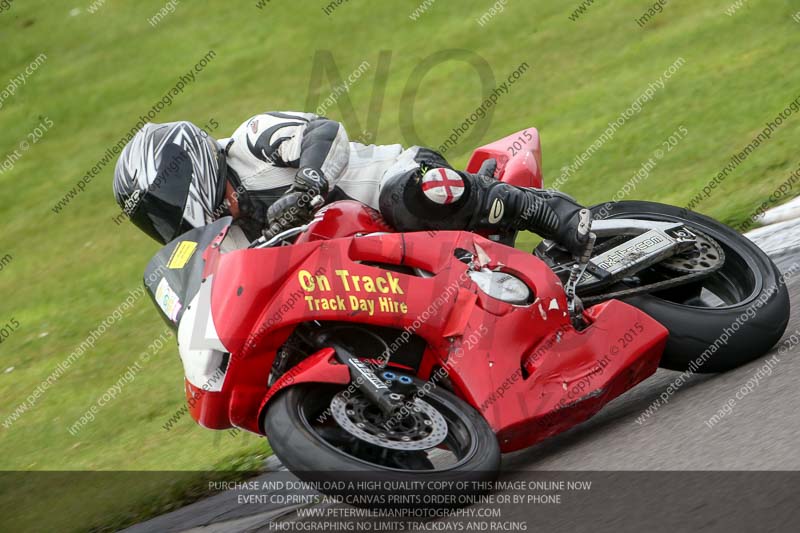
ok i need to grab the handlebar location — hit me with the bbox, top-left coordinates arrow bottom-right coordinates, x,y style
248,195 -> 326,249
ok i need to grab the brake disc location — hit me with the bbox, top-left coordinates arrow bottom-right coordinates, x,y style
330,392 -> 448,451
660,230 -> 725,274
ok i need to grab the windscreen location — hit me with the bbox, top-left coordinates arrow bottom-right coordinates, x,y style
143,217 -> 232,327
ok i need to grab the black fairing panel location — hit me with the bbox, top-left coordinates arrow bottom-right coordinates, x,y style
143,217 -> 233,328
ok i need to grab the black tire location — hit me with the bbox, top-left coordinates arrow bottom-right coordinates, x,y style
263,381 -> 500,504
585,201 -> 790,373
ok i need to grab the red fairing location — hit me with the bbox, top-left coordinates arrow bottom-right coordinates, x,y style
466,128 -> 543,188
174,132 -> 668,450
293,201 -> 393,244
188,216 -> 667,449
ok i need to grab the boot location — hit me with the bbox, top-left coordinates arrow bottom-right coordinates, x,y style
469,175 -> 592,258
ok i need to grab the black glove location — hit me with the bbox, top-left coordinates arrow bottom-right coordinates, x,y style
292,167 -> 329,198
264,168 -> 328,237
266,192 -> 313,232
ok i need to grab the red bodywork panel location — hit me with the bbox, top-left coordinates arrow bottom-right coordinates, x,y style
185,202 -> 667,452
179,132 -> 667,452
466,128 -> 543,188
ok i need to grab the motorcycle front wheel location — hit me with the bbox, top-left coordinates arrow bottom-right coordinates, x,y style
262,380 -> 500,505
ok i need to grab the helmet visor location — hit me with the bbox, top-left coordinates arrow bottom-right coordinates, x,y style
129,143 -> 194,244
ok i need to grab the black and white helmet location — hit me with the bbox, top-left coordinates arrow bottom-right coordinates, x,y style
113,121 -> 226,244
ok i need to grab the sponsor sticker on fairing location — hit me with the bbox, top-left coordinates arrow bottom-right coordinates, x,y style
155,278 -> 182,321
166,240 -> 197,269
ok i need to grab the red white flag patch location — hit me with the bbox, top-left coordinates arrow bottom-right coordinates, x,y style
421,168 -> 464,205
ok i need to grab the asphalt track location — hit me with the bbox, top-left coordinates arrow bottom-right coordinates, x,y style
125,228 -> 800,533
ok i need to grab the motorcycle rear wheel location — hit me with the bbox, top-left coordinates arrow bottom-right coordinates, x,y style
540,201 -> 790,373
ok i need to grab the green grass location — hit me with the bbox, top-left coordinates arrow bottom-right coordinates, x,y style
1,0 -> 799,530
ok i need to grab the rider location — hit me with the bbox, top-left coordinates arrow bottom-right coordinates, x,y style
112,113 -> 591,256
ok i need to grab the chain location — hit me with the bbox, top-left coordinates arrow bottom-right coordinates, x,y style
578,229 -> 725,304
579,266 -> 721,304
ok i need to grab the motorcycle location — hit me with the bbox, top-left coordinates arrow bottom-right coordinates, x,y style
144,128 -> 789,495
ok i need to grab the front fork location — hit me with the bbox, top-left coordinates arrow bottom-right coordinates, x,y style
313,333 -> 415,417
